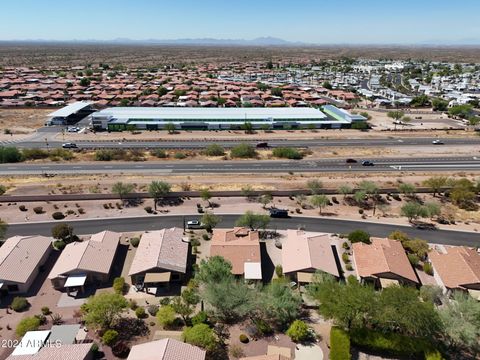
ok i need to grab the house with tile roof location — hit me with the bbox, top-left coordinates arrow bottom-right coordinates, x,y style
352,238 -> 419,288
210,227 -> 262,280
0,235 -> 52,295
128,228 -> 190,290
282,230 -> 340,284
127,338 -> 205,360
428,245 -> 480,299
6,337 -> 92,360
48,231 -> 120,293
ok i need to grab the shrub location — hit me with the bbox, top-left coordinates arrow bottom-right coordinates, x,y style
202,233 -> 210,240
152,149 -> 168,158
94,150 -> 113,161
22,148 -> 49,160
16,317 -> 41,337
423,262 -> 434,276
286,320 -> 310,342
182,324 -> 217,351
0,185 -> 6,195
11,297 -> 29,312
33,206 -> 44,214
53,240 -> 66,250
144,206 -> 153,213
272,147 -> 303,160
425,351 -> 444,360
230,143 -> 257,158
130,237 -> 140,247
358,209 -> 364,215
102,329 -> 119,346
111,341 -> 130,358
19,205 -> 27,212
407,253 -> 420,267
174,152 -> 187,159
159,297 -> 171,306
52,212 -> 65,220
113,277 -> 125,294
342,253 -> 350,264
346,264 -> 354,271
156,305 -> 176,328
330,327 -> 351,360
204,144 -> 225,156
254,318 -> 273,336
349,328 -> 434,358
147,305 -> 159,316
191,311 -> 208,326
34,314 -> 47,325
275,264 -> 283,278
0,147 -> 23,163
41,306 -> 51,316
90,343 -> 99,353
342,241 -> 350,250
239,334 -> 249,343
135,307 -> 147,318
129,299 -> 138,310
348,230 -> 371,244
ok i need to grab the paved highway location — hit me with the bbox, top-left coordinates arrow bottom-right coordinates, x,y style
6,215 -> 480,246
1,156 -> 480,175
6,136 -> 480,149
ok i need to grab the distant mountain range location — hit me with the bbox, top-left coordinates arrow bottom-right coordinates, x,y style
0,37 -> 309,46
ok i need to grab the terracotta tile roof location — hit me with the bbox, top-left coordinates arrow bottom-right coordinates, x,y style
0,236 -> 52,284
127,338 -> 206,360
128,228 -> 188,276
353,238 -> 418,284
48,231 -> 120,279
282,230 -> 339,277
6,343 -> 92,360
210,228 -> 261,275
429,246 -> 480,290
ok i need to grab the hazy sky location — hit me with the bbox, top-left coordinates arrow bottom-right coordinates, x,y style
1,0 -> 480,44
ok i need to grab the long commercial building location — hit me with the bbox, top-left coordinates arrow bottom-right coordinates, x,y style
90,106 -> 366,131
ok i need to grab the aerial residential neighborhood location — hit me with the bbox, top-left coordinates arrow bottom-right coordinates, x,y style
0,1 -> 479,360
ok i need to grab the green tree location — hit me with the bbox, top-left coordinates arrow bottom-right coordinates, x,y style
230,143 -> 257,158
0,147 -> 23,163
204,144 -> 225,156
431,98 -> 448,111
258,193 -> 273,209
51,223 -> 74,242
82,292 -> 128,330
422,176 -> 448,197
196,256 -> 233,284
271,87 -> 283,97
387,110 -> 405,130
400,202 -> 428,222
286,320 -> 310,342
450,178 -> 476,209
419,285 -> 443,305
164,122 -> 176,134
200,188 -> 212,207
201,211 -> 220,232
79,77 -> 91,87
439,291 -> 480,350
358,181 -> 379,215
182,324 -> 217,351
242,121 -> 254,134
307,179 -> 323,195
448,104 -> 473,119
348,230 -> 371,244
156,305 -> 176,328
0,219 -> 7,241
111,182 -> 134,203
398,183 -> 417,197
310,194 -> 329,214
374,285 -> 441,338
235,211 -> 270,230
257,280 -> 302,330
338,185 -> 352,199
148,181 -> 171,210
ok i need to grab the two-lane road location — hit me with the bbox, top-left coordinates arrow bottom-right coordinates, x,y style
6,215 -> 480,246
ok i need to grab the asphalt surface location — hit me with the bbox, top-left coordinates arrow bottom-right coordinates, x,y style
6,136 -> 480,149
1,156 -> 480,175
6,215 -> 480,246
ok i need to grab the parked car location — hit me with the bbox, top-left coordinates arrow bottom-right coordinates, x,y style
361,160 -> 374,166
186,220 -> 203,229
432,139 -> 444,145
62,143 -> 77,149
256,142 -> 269,148
346,158 -> 358,163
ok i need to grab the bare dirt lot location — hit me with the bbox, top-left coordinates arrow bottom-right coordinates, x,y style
0,108 -> 50,137
2,44 -> 480,67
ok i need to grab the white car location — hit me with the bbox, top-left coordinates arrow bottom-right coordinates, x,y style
432,139 -> 444,145
186,220 -> 203,229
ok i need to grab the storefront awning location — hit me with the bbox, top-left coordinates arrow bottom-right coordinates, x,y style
144,272 -> 171,283
297,272 -> 314,283
64,274 -> 87,288
244,262 -> 262,280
